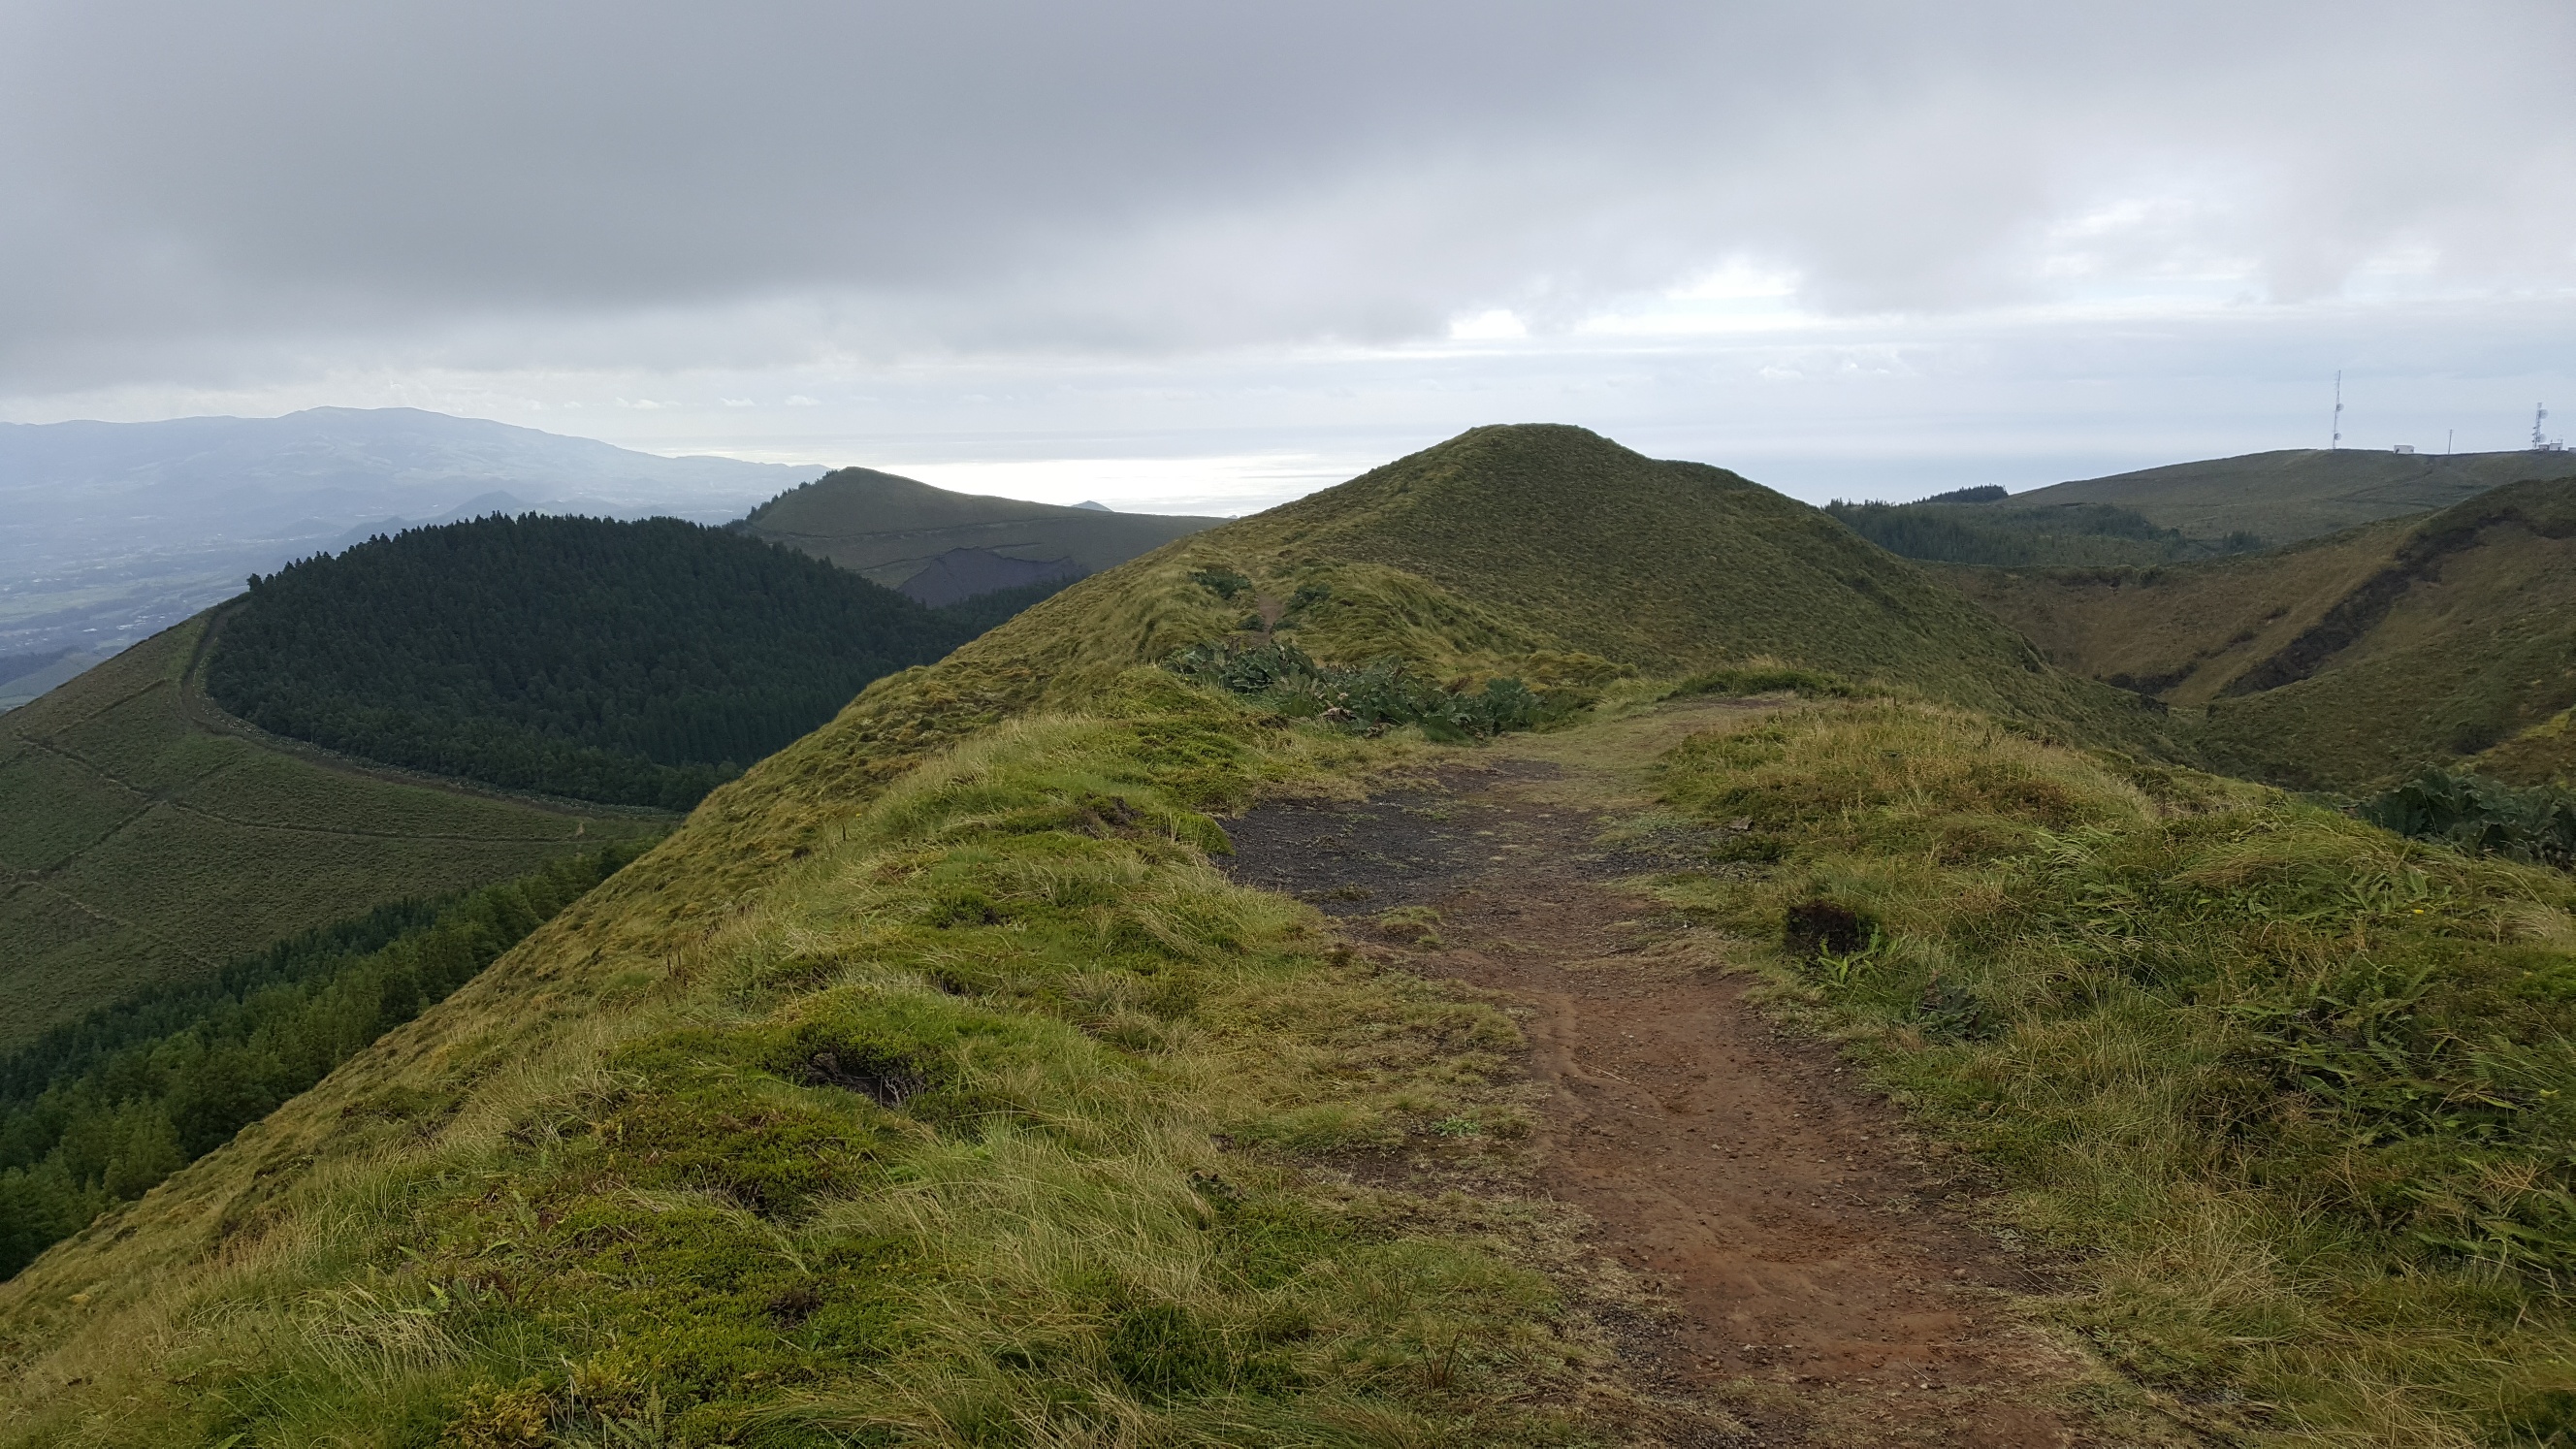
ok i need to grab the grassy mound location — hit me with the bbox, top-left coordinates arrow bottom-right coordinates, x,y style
1654,697 -> 2576,1444
1186,424 -> 2173,751
0,617 -> 661,1053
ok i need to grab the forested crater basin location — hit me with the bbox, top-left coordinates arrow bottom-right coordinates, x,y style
206,513 -> 1059,810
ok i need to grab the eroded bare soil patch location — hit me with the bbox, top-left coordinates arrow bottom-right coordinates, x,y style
1226,713 -> 2110,1447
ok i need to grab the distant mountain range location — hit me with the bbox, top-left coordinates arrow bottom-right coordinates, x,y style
0,407 -> 820,659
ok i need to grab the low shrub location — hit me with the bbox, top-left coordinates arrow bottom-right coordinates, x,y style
2361,765 -> 2576,867
1165,639 -> 1548,740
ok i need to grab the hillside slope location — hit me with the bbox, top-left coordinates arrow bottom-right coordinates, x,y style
1211,425 -> 2173,747
735,466 -> 1225,593
0,616 -> 664,1051
1943,519 -> 2415,707
0,426 -> 2183,1444
2008,446 -> 2576,548
1954,477 -> 2576,789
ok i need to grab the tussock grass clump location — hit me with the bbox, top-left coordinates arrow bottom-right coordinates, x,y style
1657,699 -> 2576,1444
1166,638 -> 1549,741
2,693 -> 1595,1448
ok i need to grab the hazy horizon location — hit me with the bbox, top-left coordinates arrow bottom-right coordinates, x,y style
1,2 -> 2566,514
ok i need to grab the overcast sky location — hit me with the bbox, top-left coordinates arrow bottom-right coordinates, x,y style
4,0 -> 2570,509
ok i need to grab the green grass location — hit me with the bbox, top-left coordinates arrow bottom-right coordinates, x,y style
1649,696 -> 2576,1446
0,672 -> 1608,1447
0,617 -> 666,1052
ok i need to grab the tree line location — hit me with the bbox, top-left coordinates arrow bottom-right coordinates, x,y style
208,514 -> 1067,810
0,844 -> 643,1279
1823,497 -> 2265,568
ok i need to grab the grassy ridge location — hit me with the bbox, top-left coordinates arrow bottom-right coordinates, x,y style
2202,479 -> 2576,788
1652,698 -> 2576,1444
2007,447 -> 2576,547
737,467 -> 1224,588
0,671 -> 1604,1445
0,618 -> 664,1052
1195,425 -> 2176,752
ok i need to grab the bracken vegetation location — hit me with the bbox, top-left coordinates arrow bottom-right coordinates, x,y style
2363,767 -> 2576,868
1163,638 -> 1548,740
208,514 -> 1020,810
1654,697 -> 2576,1444
0,845 -> 644,1279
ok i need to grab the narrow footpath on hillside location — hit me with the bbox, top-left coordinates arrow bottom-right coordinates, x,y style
1226,700 -> 2130,1449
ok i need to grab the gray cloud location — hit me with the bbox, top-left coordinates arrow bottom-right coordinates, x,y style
2,0 -> 2569,393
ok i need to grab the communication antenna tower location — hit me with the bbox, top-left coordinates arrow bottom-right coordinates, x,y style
2332,371 -> 2343,450
2539,404 -> 2553,450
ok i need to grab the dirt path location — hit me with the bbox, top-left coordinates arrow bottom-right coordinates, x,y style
1227,702 -> 2112,1447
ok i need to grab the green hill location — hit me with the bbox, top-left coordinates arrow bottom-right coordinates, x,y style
0,616 -> 663,1053
61,427 -> 2576,1448
1951,476 -> 2576,789
208,514 -> 993,809
1199,424 -> 2174,748
2008,446 -> 2576,548
733,466 -> 1225,593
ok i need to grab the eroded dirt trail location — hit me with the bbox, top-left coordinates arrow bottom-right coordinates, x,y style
1227,702 -> 2101,1447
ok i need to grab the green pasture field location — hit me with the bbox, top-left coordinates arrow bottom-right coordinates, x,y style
0,615 -> 665,1052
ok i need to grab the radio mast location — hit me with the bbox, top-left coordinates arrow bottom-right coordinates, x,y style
2332,372 -> 2343,450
